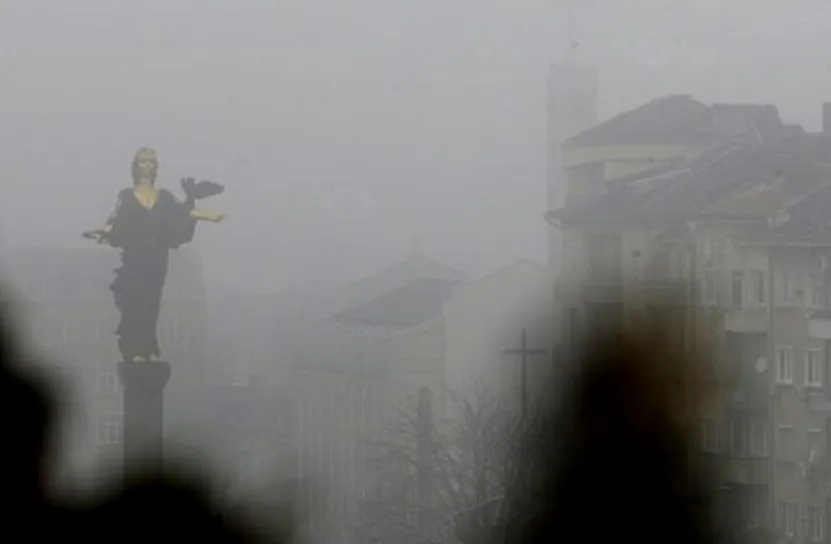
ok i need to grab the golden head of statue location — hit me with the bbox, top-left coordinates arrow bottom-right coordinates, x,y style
131,147 -> 159,186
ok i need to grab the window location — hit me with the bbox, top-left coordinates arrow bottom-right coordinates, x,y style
748,270 -> 766,305
728,417 -> 767,457
730,418 -> 748,455
585,233 -> 622,283
732,271 -> 744,308
159,316 -> 189,348
701,418 -> 719,453
777,271 -> 795,306
669,249 -> 686,281
96,371 -> 120,394
808,272 -> 824,309
776,346 -> 794,385
779,502 -> 797,537
703,270 -> 718,305
97,414 -> 123,445
777,425 -> 796,461
700,236 -> 714,267
95,371 -> 121,395
809,506 -> 825,542
750,420 -> 768,457
806,349 -> 824,387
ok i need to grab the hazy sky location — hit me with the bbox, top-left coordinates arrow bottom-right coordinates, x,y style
1,0 -> 829,294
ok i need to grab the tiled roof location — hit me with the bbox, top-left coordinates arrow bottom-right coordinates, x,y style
550,142 -> 759,227
343,253 -> 465,310
550,132 -> 831,231
565,95 -> 711,147
700,165 -> 823,218
742,182 -> 831,245
566,95 -> 784,147
333,277 -> 459,328
283,277 -> 458,377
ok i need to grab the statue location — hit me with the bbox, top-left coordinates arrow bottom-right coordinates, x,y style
83,147 -> 226,362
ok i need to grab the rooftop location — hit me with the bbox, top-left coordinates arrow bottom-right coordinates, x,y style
342,252 -> 465,310
549,131 -> 831,234
333,277 -> 459,328
566,95 -> 783,147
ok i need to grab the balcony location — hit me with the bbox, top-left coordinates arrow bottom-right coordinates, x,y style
808,311 -> 831,340
554,278 -> 623,304
627,280 -> 689,306
724,308 -> 768,334
723,457 -> 770,486
727,384 -> 770,413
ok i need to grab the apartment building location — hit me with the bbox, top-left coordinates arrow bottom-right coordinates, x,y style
546,96 -> 831,542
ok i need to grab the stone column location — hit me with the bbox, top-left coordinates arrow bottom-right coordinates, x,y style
117,360 -> 171,474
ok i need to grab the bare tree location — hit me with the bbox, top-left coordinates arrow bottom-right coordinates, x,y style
355,381 -> 539,544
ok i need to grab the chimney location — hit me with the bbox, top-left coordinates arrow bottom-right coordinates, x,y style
823,103 -> 831,134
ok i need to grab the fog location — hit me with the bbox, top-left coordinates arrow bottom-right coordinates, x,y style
1,1 -> 826,293
1,0 -> 830,541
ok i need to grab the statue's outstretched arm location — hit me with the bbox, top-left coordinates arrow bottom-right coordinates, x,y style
83,194 -> 122,242
188,208 -> 227,223
178,178 -> 226,223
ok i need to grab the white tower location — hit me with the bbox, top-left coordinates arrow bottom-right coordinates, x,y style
546,62 -> 598,272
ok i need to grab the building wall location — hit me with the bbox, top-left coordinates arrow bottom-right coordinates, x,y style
769,247 -> 828,541
547,63 -> 598,274
562,143 -> 690,203
389,317 -> 447,418
288,366 -> 386,544
443,261 -> 553,409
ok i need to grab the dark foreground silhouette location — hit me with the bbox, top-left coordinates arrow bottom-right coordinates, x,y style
0,296 -> 721,544
0,299 -> 270,542
509,329 -> 725,544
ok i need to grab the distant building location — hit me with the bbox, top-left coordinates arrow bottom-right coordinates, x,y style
206,290 -> 342,383
285,250 -> 464,544
547,63 -> 598,273
205,381 -> 294,502
0,246 -> 207,486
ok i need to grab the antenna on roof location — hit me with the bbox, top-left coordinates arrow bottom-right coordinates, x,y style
410,237 -> 422,255
566,0 -> 578,62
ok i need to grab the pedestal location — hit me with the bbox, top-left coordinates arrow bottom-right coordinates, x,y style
117,360 -> 171,474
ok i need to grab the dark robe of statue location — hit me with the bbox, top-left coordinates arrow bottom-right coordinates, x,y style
84,147 -> 225,362
106,187 -> 197,362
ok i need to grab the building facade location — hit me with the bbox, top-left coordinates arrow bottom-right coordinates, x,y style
285,252 -> 464,544
547,96 -> 831,542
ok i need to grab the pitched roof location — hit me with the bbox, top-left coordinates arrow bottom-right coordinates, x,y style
566,95 -> 784,147
548,142 -> 759,228
332,277 -> 459,328
343,252 -> 465,310
566,95 -> 715,147
549,132 -> 830,231
700,165 -> 823,218
742,182 -> 831,245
